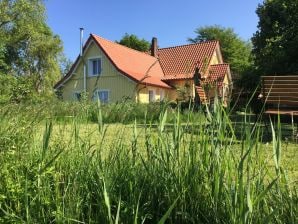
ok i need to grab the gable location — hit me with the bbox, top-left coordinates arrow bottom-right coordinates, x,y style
55,35 -> 171,90
91,34 -> 171,89
210,45 -> 224,65
55,34 -> 231,100
75,41 -> 120,80
157,41 -> 219,78
55,39 -> 133,90
206,64 -> 230,86
58,40 -> 139,102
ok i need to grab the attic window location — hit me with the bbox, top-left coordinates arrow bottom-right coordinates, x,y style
88,58 -> 102,76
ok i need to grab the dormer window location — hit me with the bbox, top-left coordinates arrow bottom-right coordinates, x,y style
88,58 -> 101,76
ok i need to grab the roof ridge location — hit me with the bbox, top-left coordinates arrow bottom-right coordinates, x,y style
210,63 -> 229,66
158,40 -> 219,51
91,33 -> 156,58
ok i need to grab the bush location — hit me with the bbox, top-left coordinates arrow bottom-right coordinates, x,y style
88,101 -> 164,124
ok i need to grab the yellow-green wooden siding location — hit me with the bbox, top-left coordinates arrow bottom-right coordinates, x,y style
61,40 -> 136,102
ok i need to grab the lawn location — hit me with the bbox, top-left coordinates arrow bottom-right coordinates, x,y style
47,122 -> 298,181
0,102 -> 297,223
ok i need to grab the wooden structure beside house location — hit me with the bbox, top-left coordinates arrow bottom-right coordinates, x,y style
54,34 -> 233,105
259,75 -> 298,139
260,75 -> 298,115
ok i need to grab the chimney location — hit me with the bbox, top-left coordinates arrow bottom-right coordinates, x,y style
80,28 -> 84,57
151,37 -> 158,57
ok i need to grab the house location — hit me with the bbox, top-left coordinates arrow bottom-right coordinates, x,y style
54,34 -> 232,106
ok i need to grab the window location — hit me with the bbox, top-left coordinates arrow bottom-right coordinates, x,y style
148,90 -> 155,102
93,89 -> 109,103
88,58 -> 101,76
73,92 -> 82,101
160,90 -> 165,101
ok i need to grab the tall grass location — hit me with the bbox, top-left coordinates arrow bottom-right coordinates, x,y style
0,100 -> 297,223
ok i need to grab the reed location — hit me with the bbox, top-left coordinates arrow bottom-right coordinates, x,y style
0,101 -> 297,223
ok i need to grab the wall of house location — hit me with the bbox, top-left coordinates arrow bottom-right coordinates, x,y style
223,74 -> 229,86
210,50 -> 220,65
222,74 -> 231,106
137,85 -> 169,103
210,52 -> 219,65
209,45 -> 224,65
61,40 -> 136,102
166,79 -> 195,101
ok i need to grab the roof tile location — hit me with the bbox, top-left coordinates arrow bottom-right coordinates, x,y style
157,41 -> 218,78
202,63 -> 230,86
195,63 -> 230,104
92,34 -> 171,88
55,35 -> 230,96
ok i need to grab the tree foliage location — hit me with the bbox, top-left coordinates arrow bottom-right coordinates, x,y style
117,33 -> 150,52
252,0 -> 298,75
188,25 -> 253,76
58,53 -> 73,77
0,0 -> 63,102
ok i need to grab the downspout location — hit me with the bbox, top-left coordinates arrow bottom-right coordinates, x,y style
80,28 -> 86,93
84,64 -> 87,93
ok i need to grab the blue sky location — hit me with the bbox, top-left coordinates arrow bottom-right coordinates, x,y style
45,0 -> 263,61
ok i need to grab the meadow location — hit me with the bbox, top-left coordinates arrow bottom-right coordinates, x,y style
0,100 -> 297,223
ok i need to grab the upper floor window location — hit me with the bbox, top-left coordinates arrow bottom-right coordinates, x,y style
88,58 -> 101,76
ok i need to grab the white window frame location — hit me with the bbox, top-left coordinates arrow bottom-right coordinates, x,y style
92,89 -> 110,104
148,89 -> 155,102
88,57 -> 102,77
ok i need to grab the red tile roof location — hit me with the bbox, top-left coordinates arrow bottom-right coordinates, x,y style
54,34 -> 230,101
92,34 -> 171,88
157,41 -> 219,77
162,74 -> 194,81
55,34 -> 171,89
203,63 -> 230,86
195,63 -> 230,104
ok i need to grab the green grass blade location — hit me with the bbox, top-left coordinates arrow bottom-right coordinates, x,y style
253,177 -> 278,206
103,180 -> 112,223
115,196 -> 121,224
157,196 -> 179,224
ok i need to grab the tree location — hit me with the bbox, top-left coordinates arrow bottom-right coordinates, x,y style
252,0 -> 298,75
0,0 -> 62,99
188,25 -> 253,76
58,53 -> 73,77
117,33 -> 150,52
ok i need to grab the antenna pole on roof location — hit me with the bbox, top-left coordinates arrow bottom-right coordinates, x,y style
79,28 -> 87,92
80,27 -> 84,57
